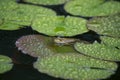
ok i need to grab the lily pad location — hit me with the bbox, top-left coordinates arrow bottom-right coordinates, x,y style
87,13 -> 120,37
0,55 -> 13,74
15,35 -> 54,57
100,36 -> 120,49
32,16 -> 88,36
15,35 -> 76,57
74,42 -> 120,61
0,0 -> 18,11
64,0 -> 120,17
0,20 -> 24,30
0,1 -> 56,30
24,0 -> 69,5
34,53 -> 117,80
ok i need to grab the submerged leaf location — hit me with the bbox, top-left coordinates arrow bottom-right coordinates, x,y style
74,42 -> 120,61
0,55 -> 13,74
87,13 -> 120,37
64,0 -> 120,17
24,0 -> 69,5
34,53 -> 117,80
32,16 -> 88,36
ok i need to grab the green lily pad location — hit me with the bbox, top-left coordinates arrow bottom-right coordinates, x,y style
0,20 -> 24,30
34,53 -> 117,80
15,35 -> 76,57
32,16 -> 88,36
24,0 -> 69,5
74,42 -> 120,61
0,18 -> 3,25
100,36 -> 120,49
64,0 -> 120,17
0,55 -> 13,74
0,1 -> 56,30
87,13 -> 120,37
0,0 -> 18,11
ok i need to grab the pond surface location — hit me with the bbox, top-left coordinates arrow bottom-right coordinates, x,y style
0,27 -> 120,80
0,0 -> 120,80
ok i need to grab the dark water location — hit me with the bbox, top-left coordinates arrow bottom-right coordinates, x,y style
0,0 -> 120,80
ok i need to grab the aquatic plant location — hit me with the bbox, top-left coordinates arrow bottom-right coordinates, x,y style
0,55 -> 13,74
15,34 -> 118,80
87,13 -> 120,37
15,35 -> 77,57
100,36 -> 120,49
15,35 -> 54,57
0,0 -> 120,80
64,0 -> 120,17
0,0 -> 18,10
34,53 -> 117,80
74,41 -> 120,61
0,0 -> 56,30
32,16 -> 88,36
24,0 -> 69,5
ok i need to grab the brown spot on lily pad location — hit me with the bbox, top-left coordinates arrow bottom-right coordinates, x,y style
15,35 -> 54,57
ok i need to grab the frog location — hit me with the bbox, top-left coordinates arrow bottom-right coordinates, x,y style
54,37 -> 79,45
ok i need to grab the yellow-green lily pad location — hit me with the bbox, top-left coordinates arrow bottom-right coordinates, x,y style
74,42 -> 120,61
100,36 -> 120,49
0,4 -> 56,25
0,0 -> 18,11
0,55 -> 13,74
34,53 -> 117,80
24,0 -> 69,5
32,16 -> 88,36
87,13 -> 120,37
0,0 -> 56,30
0,20 -> 24,30
64,0 -> 120,17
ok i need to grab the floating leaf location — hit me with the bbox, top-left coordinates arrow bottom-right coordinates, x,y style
32,16 -> 88,36
24,0 -> 69,5
15,35 -> 76,57
34,53 -> 117,80
15,35 -> 54,57
0,0 -> 18,10
0,0 -> 56,30
87,13 -> 120,37
74,42 -> 120,61
0,4 -> 56,25
64,0 -> 120,17
0,20 -> 24,30
100,36 -> 120,49
0,55 -> 13,74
